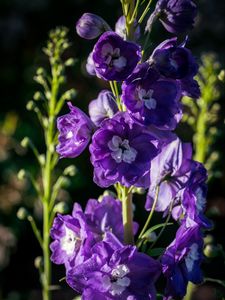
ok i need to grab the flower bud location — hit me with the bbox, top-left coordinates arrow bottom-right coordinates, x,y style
33,91 -> 42,101
218,69 -> 225,82
63,165 -> 77,176
17,207 -> 29,220
21,137 -> 29,148
17,169 -> 26,180
76,13 -> 110,40
53,202 -> 69,214
65,58 -> 75,67
204,244 -> 220,258
34,256 -> 43,269
26,101 -> 35,111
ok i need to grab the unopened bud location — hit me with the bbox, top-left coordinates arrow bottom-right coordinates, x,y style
65,58 -> 75,67
204,234 -> 214,245
33,91 -> 42,101
17,207 -> 29,220
26,101 -> 35,111
21,137 -> 29,148
36,68 -> 45,76
76,13 -> 110,40
17,169 -> 26,180
98,190 -> 116,202
63,165 -> 77,176
34,256 -> 43,269
53,202 -> 69,214
39,154 -> 45,166
218,70 -> 225,82
204,244 -> 220,258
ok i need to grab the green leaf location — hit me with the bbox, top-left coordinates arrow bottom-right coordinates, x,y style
148,247 -> 165,257
142,222 -> 173,239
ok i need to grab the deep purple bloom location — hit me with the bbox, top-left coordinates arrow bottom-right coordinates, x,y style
92,32 -> 141,81
89,90 -> 118,126
162,224 -> 203,299
86,51 -> 96,76
146,137 -> 193,212
150,37 -> 200,98
122,63 -> 182,130
67,232 -> 161,299
90,112 -> 159,188
115,16 -> 141,41
50,211 -> 89,268
172,161 -> 212,229
50,195 -> 129,269
82,195 -> 138,242
146,0 -> 197,34
56,102 -> 95,158
76,13 -> 111,40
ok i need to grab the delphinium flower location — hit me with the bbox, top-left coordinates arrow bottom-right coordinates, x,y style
145,137 -> 193,212
56,102 -> 95,158
150,37 -> 200,98
76,13 -> 111,40
115,16 -> 141,41
86,51 -> 96,76
146,0 -> 197,34
122,63 -> 182,129
161,223 -> 203,299
88,90 -> 118,126
67,232 -> 161,300
172,161 -> 212,229
91,32 -> 141,81
50,195 -> 130,269
90,112 -> 159,188
50,210 -> 89,268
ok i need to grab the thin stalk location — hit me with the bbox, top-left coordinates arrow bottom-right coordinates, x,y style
194,99 -> 207,163
138,185 -> 159,241
42,64 -> 59,300
121,186 -> 134,245
138,0 -> 153,24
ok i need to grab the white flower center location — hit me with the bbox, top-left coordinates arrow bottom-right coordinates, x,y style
138,88 -> 157,110
109,264 -> 131,296
195,188 -> 206,213
108,135 -> 137,164
185,243 -> 199,272
60,226 -> 79,256
101,43 -> 127,71
66,130 -> 73,139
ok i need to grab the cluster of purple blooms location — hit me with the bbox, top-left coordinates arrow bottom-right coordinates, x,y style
51,1 -> 211,299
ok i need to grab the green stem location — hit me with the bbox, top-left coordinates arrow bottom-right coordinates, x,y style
121,186 -> 134,245
138,185 -> 159,242
41,65 -> 59,300
138,0 -> 153,24
194,99 -> 207,163
183,282 -> 196,300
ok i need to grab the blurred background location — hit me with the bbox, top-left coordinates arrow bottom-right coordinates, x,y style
0,0 -> 225,299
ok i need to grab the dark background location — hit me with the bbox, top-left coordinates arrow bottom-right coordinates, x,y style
0,0 -> 225,299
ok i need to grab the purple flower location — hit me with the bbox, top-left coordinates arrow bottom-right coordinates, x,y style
162,223 -> 203,299
56,102 -> 95,158
122,63 -> 182,130
173,161 -> 212,229
147,0 -> 197,34
92,32 -> 141,81
67,232 -> 161,299
86,51 -> 96,76
50,211 -> 89,268
50,195 -> 129,269
89,90 -> 118,126
76,13 -> 111,40
82,195 -> 139,242
150,37 -> 200,98
90,112 -> 159,188
115,16 -> 141,41
146,137 -> 193,212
